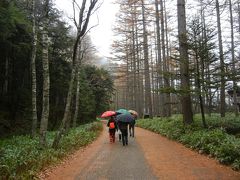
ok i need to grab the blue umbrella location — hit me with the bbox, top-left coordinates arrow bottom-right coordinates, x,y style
116,114 -> 134,123
116,108 -> 131,115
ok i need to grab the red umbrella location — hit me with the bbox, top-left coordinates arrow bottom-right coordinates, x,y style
101,111 -> 116,118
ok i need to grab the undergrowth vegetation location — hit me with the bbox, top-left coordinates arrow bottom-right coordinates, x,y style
137,114 -> 240,170
0,121 -> 102,179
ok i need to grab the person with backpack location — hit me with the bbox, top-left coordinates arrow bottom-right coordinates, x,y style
107,116 -> 117,143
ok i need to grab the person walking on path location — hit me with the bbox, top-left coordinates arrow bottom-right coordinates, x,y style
118,121 -> 129,146
107,116 -> 117,143
129,114 -> 136,137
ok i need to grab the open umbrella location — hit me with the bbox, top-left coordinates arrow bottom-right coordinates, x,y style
116,114 -> 134,123
116,108 -> 131,115
101,111 -> 116,118
128,110 -> 138,117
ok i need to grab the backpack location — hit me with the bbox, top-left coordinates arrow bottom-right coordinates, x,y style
109,122 -> 115,129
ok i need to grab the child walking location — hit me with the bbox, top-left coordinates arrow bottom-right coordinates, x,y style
107,116 -> 117,143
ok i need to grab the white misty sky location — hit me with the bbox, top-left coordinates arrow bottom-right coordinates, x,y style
54,0 -> 119,58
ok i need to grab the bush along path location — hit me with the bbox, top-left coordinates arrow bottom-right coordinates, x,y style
0,122 -> 102,179
39,120 -> 240,179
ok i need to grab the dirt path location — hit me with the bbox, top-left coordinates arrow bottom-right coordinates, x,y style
136,128 -> 240,180
40,122 -> 240,180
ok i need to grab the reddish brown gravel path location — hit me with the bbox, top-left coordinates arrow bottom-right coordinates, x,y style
39,122 -> 240,180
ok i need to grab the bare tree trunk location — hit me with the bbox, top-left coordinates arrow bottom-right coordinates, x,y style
131,10 -> 137,111
40,0 -> 50,146
177,0 -> 193,124
163,0 -> 172,114
136,25 -> 143,117
229,0 -> 238,116
216,0 -> 225,117
141,0 -> 153,118
126,40 -> 130,109
160,0 -> 171,117
52,0 -> 98,148
73,70 -> 80,128
238,1 -> 240,35
164,0 -> 170,62
154,0 -> 164,116
73,45 -> 83,127
132,3 -> 144,118
31,0 -> 38,137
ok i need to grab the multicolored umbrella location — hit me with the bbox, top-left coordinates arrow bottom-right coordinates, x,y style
116,108 -> 131,115
116,113 -> 134,123
128,110 -> 138,117
101,111 -> 116,118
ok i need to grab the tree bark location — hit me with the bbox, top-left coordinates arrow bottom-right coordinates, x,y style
238,2 -> 240,36
215,0 -> 225,117
229,0 -> 238,116
31,0 -> 38,137
177,0 -> 193,124
160,0 -> 171,117
40,16 -> 50,146
141,0 -> 153,118
73,45 -> 82,127
40,0 -> 50,146
154,0 -> 164,116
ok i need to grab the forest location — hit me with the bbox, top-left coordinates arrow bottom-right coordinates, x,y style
1,0 -> 240,139
110,0 -> 240,123
0,0 -> 240,178
0,0 -> 114,143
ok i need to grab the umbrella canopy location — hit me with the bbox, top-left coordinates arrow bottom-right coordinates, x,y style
116,114 -> 134,123
116,108 -> 131,115
128,110 -> 138,117
101,111 -> 116,118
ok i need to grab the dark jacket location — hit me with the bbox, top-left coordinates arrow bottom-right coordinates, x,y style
118,121 -> 129,130
129,119 -> 136,126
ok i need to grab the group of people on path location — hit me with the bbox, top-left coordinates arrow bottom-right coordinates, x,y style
107,114 -> 136,146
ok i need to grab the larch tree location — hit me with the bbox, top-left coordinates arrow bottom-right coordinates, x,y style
238,1 -> 240,36
141,0 -> 153,118
154,0 -> 164,116
177,0 -> 193,124
160,0 -> 171,117
229,0 -> 238,117
188,18 -> 207,128
215,0 -> 225,117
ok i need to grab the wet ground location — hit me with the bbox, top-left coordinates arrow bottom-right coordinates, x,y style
39,122 -> 240,180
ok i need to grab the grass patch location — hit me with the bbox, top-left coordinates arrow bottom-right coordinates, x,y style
137,114 -> 240,170
0,121 -> 103,179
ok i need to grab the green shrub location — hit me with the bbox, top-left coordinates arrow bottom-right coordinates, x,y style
0,121 -> 103,179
